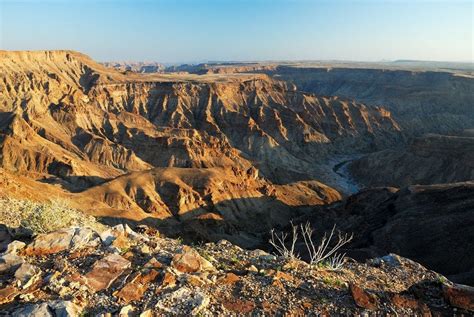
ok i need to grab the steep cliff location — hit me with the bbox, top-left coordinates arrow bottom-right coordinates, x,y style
0,51 -> 402,188
348,133 -> 474,188
263,66 -> 474,136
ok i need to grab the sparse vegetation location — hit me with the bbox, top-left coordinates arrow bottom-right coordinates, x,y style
269,221 -> 299,260
322,276 -> 345,288
269,221 -> 353,270
0,197 -> 101,235
300,223 -> 353,269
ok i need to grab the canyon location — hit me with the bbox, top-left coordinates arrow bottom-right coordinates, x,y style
0,50 -> 473,294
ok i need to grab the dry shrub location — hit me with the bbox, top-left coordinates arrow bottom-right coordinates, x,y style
0,197 -> 101,235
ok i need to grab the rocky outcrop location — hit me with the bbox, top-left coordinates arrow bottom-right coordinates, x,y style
0,224 -> 471,315
348,133 -> 474,188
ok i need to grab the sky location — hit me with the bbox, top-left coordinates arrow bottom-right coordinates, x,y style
0,0 -> 472,63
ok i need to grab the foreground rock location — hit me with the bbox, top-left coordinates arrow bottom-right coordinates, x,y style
0,225 -> 471,315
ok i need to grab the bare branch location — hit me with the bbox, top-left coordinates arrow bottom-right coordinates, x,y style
269,222 -> 300,260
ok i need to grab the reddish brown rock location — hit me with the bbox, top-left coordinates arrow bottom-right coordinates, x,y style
223,298 -> 256,313
219,273 -> 240,285
171,246 -> 215,273
25,229 -> 75,255
116,269 -> 159,303
144,257 -> 163,269
85,254 -> 131,292
185,274 -> 207,287
350,284 -> 379,310
391,294 -> 431,315
273,271 -> 294,283
111,233 -> 131,251
160,271 -> 177,289
443,283 -> 474,311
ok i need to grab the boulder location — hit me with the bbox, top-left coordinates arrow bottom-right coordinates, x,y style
12,302 -> 52,317
3,240 -> 26,254
12,301 -> 82,317
0,253 -> 24,273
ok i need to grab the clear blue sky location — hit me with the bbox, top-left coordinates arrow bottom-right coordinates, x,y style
0,0 -> 472,63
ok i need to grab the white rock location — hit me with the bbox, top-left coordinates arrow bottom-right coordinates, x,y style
118,304 -> 136,317
12,302 -> 52,317
0,253 -> 24,273
14,262 -> 41,289
100,229 -> 117,246
3,240 -> 26,255
49,300 -> 83,317
70,227 -> 101,250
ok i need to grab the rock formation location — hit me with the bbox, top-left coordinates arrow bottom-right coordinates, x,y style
0,50 -> 402,227
263,66 -> 474,136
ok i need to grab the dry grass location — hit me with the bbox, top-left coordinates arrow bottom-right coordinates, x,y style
0,197 -> 103,235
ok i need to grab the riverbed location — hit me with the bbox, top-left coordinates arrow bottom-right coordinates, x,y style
324,154 -> 365,195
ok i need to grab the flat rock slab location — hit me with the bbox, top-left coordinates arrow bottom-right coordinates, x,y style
85,253 -> 131,292
115,269 -> 159,303
26,227 -> 100,255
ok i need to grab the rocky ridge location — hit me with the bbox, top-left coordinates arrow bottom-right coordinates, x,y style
101,62 -> 165,74
1,223 -> 473,316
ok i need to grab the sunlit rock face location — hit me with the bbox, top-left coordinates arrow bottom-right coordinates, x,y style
0,51 -> 401,228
